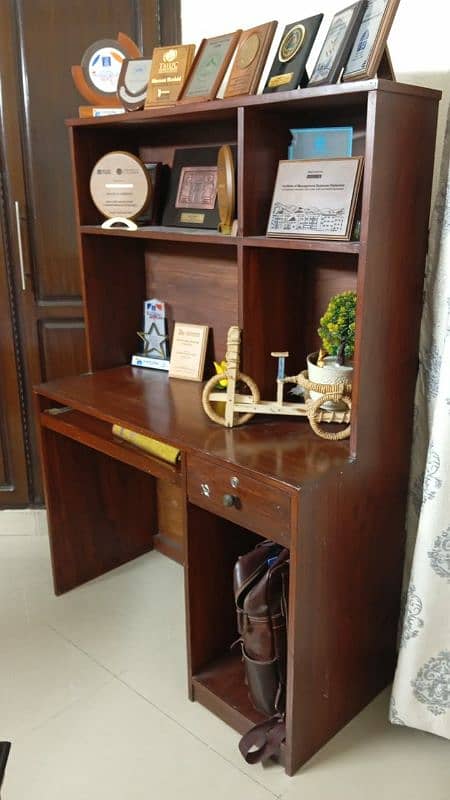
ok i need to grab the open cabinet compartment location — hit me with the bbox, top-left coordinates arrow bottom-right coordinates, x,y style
185,503 -> 287,739
80,234 -> 239,372
241,245 -> 359,400
239,98 -> 367,238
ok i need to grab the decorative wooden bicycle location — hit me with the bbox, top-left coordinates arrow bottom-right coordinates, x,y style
202,327 -> 352,441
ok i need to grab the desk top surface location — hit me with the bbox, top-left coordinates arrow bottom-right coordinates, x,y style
35,366 -> 351,489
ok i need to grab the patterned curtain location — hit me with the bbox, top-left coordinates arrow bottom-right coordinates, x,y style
390,103 -> 450,734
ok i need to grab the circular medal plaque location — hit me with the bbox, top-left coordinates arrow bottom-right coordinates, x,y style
81,39 -> 129,97
217,145 -> 235,234
90,151 -> 151,220
278,24 -> 306,63
237,33 -> 260,70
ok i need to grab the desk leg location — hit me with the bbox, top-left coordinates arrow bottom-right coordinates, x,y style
41,427 -> 156,594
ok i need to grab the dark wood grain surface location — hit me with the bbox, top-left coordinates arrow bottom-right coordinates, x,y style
35,366 -> 351,489
35,79 -> 441,775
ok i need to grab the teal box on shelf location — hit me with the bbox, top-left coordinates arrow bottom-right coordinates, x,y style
288,126 -> 353,159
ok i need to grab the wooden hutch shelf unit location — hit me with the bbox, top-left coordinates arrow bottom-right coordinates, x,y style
35,79 -> 440,776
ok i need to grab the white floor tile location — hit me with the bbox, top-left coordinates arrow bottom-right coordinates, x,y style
279,689 -> 450,800
0,619 -> 112,740
1,536 -> 449,799
33,551 -> 185,674
3,680 -> 275,800
0,510 -> 36,536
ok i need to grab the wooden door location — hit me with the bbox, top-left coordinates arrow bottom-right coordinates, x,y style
0,0 -> 180,505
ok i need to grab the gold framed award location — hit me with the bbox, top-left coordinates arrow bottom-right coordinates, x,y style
145,44 -> 196,107
223,21 -> 278,98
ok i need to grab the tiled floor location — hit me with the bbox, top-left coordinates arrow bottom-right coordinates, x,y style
0,531 -> 449,799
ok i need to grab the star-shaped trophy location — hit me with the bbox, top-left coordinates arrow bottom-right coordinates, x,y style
137,322 -> 168,358
131,298 -> 170,370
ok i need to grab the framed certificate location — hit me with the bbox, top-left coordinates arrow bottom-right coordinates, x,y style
169,323 -> 209,381
267,157 -> 364,240
308,1 -> 367,87
179,31 -> 241,103
342,0 -> 400,81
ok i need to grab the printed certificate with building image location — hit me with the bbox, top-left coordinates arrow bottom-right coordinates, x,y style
267,157 -> 363,240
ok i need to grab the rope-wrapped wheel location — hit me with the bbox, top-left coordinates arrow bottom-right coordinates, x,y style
202,371 -> 260,427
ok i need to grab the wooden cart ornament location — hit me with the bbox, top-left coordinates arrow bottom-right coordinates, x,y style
202,326 -> 352,441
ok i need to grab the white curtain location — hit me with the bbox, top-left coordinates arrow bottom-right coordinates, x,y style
390,103 -> 450,735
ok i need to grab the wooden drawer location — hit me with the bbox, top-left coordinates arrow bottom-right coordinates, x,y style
187,453 -> 291,546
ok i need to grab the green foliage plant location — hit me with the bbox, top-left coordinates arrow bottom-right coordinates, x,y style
317,290 -> 357,366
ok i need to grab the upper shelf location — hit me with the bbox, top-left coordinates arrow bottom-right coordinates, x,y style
66,79 -> 441,129
80,225 -> 361,253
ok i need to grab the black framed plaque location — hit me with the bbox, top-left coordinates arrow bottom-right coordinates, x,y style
308,1 -> 367,87
263,15 -> 324,93
162,145 -> 237,229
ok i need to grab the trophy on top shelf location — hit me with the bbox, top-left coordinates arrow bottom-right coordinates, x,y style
72,32 -> 142,117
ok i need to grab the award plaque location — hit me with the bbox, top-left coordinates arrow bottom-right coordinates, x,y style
72,32 -> 141,112
217,145 -> 235,234
162,145 -> 237,229
89,151 -> 151,227
308,1 -> 368,87
117,58 -> 152,111
169,323 -> 209,381
178,31 -> 241,104
263,15 -> 323,93
223,21 -> 278,98
267,157 -> 364,240
342,0 -> 400,81
144,45 -> 196,107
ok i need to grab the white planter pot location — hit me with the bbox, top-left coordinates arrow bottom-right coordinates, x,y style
307,352 -> 353,410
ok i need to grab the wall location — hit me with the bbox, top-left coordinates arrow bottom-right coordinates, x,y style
181,0 -> 449,206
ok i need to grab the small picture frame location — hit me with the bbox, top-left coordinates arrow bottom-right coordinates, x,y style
266,157 -> 364,241
169,323 -> 209,381
179,31 -> 242,103
342,0 -> 400,81
308,1 -> 368,87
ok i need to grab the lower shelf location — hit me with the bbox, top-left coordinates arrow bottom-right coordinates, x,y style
192,649 -> 267,735
192,649 -> 286,766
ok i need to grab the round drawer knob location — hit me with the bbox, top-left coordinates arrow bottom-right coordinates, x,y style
223,493 -> 238,508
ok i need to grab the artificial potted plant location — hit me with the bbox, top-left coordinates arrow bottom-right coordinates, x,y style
307,290 -> 356,408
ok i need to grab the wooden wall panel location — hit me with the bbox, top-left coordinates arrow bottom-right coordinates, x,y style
0,0 -> 176,504
145,242 -> 239,361
38,320 -> 88,382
